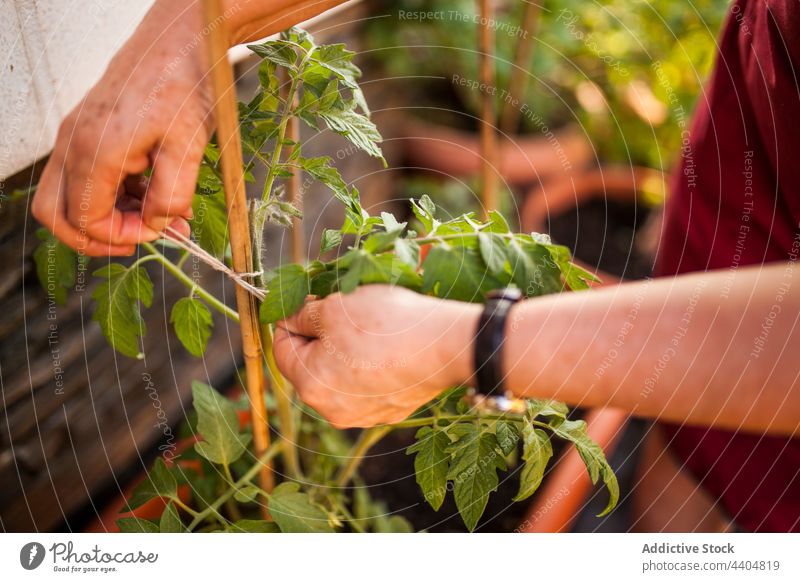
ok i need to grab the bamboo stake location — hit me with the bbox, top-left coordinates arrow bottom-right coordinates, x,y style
201,0 -> 273,495
478,0 -> 498,217
499,0 -> 541,136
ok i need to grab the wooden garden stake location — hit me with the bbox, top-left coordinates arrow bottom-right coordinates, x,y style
201,0 -> 273,495
478,0 -> 498,216
499,0 -> 541,135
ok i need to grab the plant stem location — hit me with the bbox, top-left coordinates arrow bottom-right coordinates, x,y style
260,62 -> 304,203
386,412 -> 546,430
187,442 -> 283,531
142,243 -> 240,322
334,426 -> 392,488
262,322 -> 302,479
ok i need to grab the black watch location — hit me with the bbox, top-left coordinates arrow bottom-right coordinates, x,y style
473,287 -> 523,396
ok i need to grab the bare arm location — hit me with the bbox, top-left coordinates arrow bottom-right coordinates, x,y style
503,262 -> 800,434
274,262 -> 800,434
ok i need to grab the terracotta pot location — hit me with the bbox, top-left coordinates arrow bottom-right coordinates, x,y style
521,165 -> 664,234
398,116 -> 594,185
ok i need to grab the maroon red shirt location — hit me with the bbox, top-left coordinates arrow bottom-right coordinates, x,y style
656,0 -> 800,531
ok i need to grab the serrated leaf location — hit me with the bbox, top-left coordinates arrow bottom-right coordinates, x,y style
495,421 -> 521,456
261,264 -> 310,324
421,243 -> 501,302
506,238 -> 563,296
117,517 -> 159,533
514,425 -> 553,502
486,210 -> 511,233
91,263 -> 153,358
550,419 -> 619,516
478,232 -> 509,276
393,238 -> 420,269
411,195 -> 438,233
299,156 -> 350,204
191,381 -> 251,466
526,399 -> 569,425
380,211 -> 405,233
191,189 -> 229,259
159,502 -> 184,533
126,457 -> 178,510
33,228 -> 79,305
268,482 -> 335,533
170,297 -> 213,357
319,106 -> 383,160
407,427 -> 451,511
247,40 -> 297,69
446,424 -> 506,531
319,229 -> 343,255
544,243 -> 600,290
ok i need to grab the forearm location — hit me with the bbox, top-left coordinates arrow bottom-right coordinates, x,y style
224,0 -> 349,45
497,263 -> 800,434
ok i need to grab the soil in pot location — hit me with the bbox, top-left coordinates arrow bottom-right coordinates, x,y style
546,196 -> 656,281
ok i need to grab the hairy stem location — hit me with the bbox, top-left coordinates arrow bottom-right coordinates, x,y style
262,322 -> 302,479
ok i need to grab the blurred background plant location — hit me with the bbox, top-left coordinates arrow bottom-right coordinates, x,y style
364,0 -> 727,169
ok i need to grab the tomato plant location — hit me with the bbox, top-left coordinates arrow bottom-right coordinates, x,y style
34,28 -> 617,533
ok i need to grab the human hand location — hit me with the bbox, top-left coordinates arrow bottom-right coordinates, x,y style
31,0 -> 213,256
272,285 -> 481,428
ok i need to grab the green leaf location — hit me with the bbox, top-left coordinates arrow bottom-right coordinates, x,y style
260,264 -> 310,324
336,250 -> 421,293
159,502 -> 184,533
421,244 -> 500,302
446,424 -> 506,531
393,238 -> 420,269
411,195 -> 438,233
319,106 -> 383,160
550,419 -> 619,516
495,421 -> 521,456
191,381 -> 251,466
506,238 -> 564,296
126,458 -> 178,510
170,297 -> 213,357
117,517 -> 159,533
233,484 -> 262,503
228,519 -> 280,533
191,189 -> 229,259
486,210 -> 511,233
299,156 -> 350,204
33,228 -> 79,305
526,399 -> 569,425
247,40 -> 297,69
268,482 -> 335,533
514,425 -> 553,502
319,229 -> 343,255
407,427 -> 451,511
478,232 -> 509,277
545,243 -> 600,291
91,263 -> 153,358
